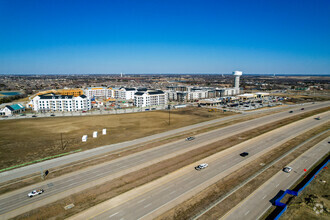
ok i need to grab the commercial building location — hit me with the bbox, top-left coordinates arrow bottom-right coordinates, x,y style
0,104 -> 25,116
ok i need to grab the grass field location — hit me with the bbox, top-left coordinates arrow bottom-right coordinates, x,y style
0,107 -> 233,170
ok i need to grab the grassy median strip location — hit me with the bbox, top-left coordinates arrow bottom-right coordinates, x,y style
155,126 -> 329,220
10,108 -> 329,219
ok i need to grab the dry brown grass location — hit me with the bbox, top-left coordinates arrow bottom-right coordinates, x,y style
279,161 -> 330,220
156,126 -> 330,220
0,107 -> 235,169
11,108 -> 329,220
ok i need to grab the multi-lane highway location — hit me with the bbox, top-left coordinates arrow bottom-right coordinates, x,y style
0,102 -> 328,219
69,113 -> 329,220
1,102 -> 326,183
222,139 -> 329,220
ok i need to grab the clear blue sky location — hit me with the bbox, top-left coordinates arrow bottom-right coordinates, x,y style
0,0 -> 329,75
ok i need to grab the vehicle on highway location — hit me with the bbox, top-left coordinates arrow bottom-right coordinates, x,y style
28,189 -> 44,197
240,152 -> 249,157
315,116 -> 321,120
301,108 -> 304,110
195,163 -> 208,170
289,111 -> 293,113
185,137 -> 195,141
32,115 -> 37,118
283,166 -> 292,173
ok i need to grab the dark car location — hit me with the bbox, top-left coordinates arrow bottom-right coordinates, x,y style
301,108 -> 304,110
289,111 -> 293,113
20,113 -> 26,116
240,152 -> 249,157
32,115 -> 37,118
50,114 -> 55,117
185,137 -> 195,141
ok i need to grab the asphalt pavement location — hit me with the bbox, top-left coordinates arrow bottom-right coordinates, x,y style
69,112 -> 329,220
222,139 -> 330,220
1,102 -> 326,184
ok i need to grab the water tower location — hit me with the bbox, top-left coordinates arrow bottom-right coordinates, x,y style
232,71 -> 243,89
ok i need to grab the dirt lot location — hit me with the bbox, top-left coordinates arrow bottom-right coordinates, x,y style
280,161 -> 329,220
0,107 -> 234,170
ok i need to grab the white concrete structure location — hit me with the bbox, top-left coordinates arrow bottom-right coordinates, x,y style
93,131 -> 98,138
233,71 -> 242,89
134,90 -> 167,107
31,94 -> 91,112
102,129 -> 107,135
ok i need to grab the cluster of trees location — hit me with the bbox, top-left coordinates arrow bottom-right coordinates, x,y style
0,94 -> 27,104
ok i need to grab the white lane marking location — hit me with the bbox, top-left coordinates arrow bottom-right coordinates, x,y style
276,183 -> 280,188
109,212 -> 119,218
144,203 -> 151,208
244,210 -> 250,216
262,195 -> 267,200
137,198 -> 146,203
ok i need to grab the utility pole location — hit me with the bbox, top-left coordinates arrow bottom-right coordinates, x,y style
168,105 -> 171,125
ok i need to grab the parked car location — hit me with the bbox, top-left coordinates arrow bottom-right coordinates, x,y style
82,111 -> 87,113
289,111 -> 293,113
145,109 -> 150,111
283,166 -> 292,173
240,152 -> 249,157
20,113 -> 26,116
185,137 -> 195,141
50,114 -> 55,117
151,108 -> 156,110
195,163 -> 208,170
28,189 -> 44,197
32,115 -> 37,118
301,108 -> 304,110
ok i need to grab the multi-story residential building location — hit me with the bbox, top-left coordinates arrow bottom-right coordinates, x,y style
134,90 -> 167,107
113,88 -> 136,100
84,87 -> 113,99
31,94 -> 91,112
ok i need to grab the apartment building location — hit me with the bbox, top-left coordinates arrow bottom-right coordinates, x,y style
84,87 -> 113,99
134,90 -> 166,107
31,93 -> 91,112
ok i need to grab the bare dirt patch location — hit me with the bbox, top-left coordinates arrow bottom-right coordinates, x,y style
11,108 -> 329,219
0,107 -> 235,170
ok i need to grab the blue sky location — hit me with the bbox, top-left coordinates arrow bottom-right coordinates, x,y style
0,0 -> 329,74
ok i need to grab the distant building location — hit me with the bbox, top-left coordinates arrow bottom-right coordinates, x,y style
134,90 -> 167,107
84,87 -> 112,99
0,104 -> 25,116
31,94 -> 91,112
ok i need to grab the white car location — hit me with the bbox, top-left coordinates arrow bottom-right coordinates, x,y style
195,163 -> 208,170
28,189 -> 44,197
283,166 -> 292,173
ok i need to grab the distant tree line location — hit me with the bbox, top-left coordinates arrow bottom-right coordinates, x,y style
0,94 -> 27,104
